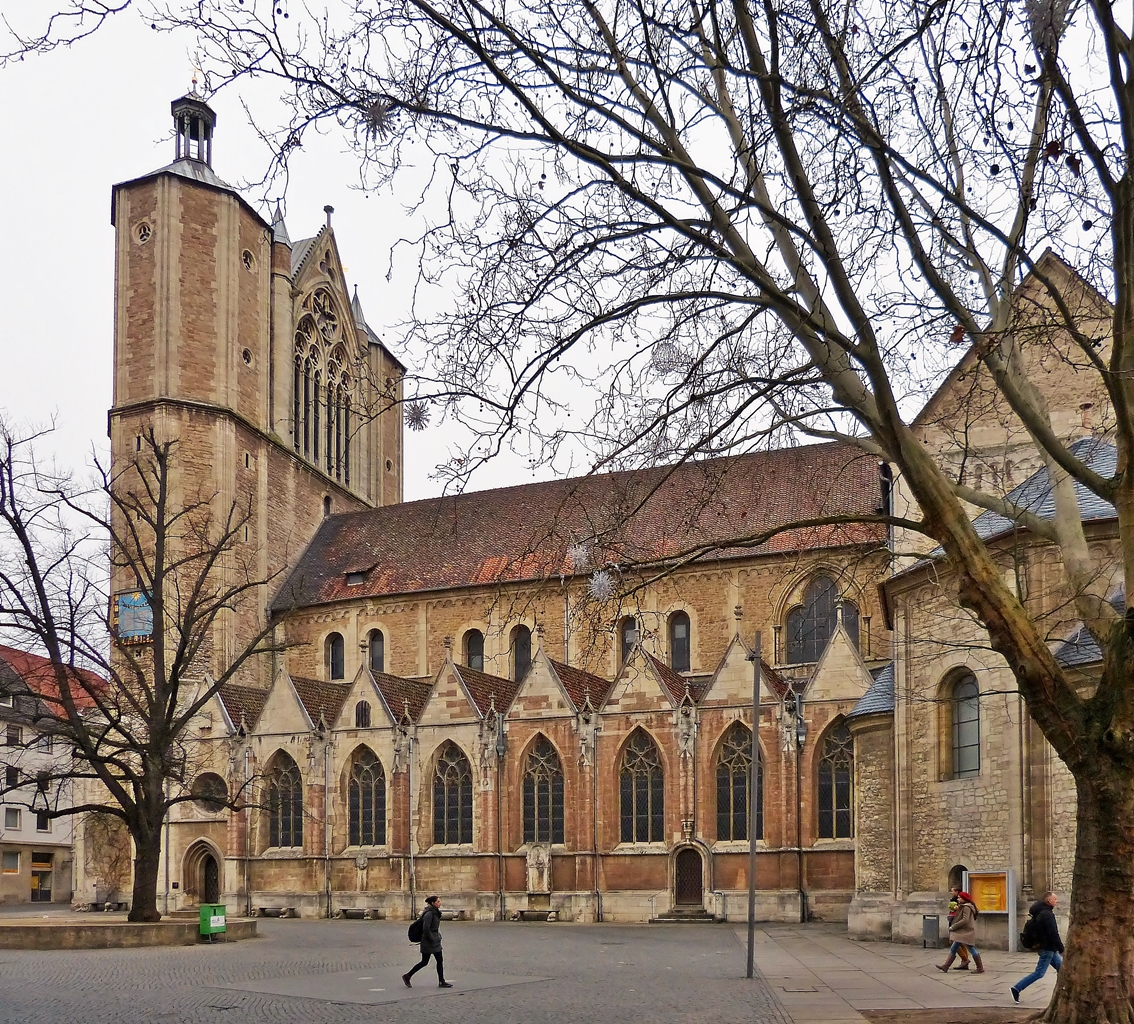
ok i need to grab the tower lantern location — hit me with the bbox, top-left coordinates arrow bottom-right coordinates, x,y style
171,92 -> 216,166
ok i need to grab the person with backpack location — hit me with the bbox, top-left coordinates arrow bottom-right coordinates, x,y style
402,895 -> 452,988
946,886 -> 972,970
1012,892 -> 1063,1002
936,891 -> 984,974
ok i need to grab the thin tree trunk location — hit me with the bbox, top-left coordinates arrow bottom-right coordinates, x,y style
128,830 -> 163,923
1044,770 -> 1134,1023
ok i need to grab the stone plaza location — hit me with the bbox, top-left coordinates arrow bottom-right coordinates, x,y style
0,916 -> 1055,1024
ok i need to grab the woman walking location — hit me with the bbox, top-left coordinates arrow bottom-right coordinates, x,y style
937,891 -> 984,974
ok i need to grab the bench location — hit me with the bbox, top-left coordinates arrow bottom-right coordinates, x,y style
253,907 -> 296,918
333,908 -> 385,920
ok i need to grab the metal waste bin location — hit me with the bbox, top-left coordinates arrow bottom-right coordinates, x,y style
922,914 -> 941,948
200,903 -> 227,939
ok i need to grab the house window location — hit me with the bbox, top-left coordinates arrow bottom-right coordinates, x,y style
464,630 -> 484,673
5,725 -> 21,747
669,611 -> 691,672
348,749 -> 386,846
620,730 -> 664,843
432,742 -> 473,845
0,694 -> 12,707
786,576 -> 858,663
36,812 -> 50,833
511,625 -> 532,681
266,754 -> 303,848
326,632 -> 345,680
523,737 -> 564,844
619,616 -> 638,665
355,700 -> 372,729
717,722 -> 762,841
1,851 -> 18,874
817,721 -> 854,839
4,807 -> 20,830
951,674 -> 981,778
4,764 -> 16,787
368,629 -> 385,674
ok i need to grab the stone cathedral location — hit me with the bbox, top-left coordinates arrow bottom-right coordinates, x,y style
74,93 -> 1113,944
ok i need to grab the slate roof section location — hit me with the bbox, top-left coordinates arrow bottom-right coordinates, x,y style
452,664 -> 521,717
290,677 -> 352,728
290,235 -> 318,276
216,682 -> 269,732
1052,590 -> 1124,669
371,671 -> 433,723
848,662 -> 895,718
549,660 -> 612,711
968,438 -> 1116,543
273,441 -> 887,611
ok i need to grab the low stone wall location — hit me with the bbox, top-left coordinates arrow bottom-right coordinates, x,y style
0,917 -> 257,949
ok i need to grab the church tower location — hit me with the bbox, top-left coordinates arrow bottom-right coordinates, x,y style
108,92 -> 404,684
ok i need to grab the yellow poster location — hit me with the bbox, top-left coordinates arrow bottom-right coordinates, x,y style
968,872 -> 1008,913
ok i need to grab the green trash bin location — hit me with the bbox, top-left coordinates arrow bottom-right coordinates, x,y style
199,903 -> 227,939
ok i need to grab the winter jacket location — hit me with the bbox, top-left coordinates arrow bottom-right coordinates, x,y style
948,900 -> 978,945
1028,900 -> 1064,953
420,904 -> 443,953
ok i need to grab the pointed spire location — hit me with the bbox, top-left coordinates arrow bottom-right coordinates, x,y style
351,284 -> 368,329
271,203 -> 291,246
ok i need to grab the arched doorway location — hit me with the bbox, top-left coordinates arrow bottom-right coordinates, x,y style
183,841 -> 223,905
203,854 -> 220,904
675,848 -> 703,905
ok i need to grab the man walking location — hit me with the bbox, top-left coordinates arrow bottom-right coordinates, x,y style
403,895 -> 453,989
1012,892 -> 1063,1003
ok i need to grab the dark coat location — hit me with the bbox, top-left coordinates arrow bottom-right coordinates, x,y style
420,904 -> 443,953
1028,900 -> 1064,953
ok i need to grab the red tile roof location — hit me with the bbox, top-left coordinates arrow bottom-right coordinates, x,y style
216,682 -> 269,731
549,659 -> 612,711
452,664 -> 521,718
290,677 -> 352,727
0,644 -> 103,711
371,671 -> 433,723
272,443 -> 886,610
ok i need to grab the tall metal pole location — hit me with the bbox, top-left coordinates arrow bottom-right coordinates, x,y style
746,632 -> 761,979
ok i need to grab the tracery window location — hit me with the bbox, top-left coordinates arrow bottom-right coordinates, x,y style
368,629 -> 385,674
951,674 -> 980,778
620,730 -> 664,843
464,629 -> 484,672
433,742 -> 473,845
817,721 -> 854,839
786,576 -> 859,664
717,723 -> 762,842
348,748 -> 386,846
291,289 -> 354,484
523,737 -> 564,844
669,611 -> 691,672
511,625 -> 532,681
266,753 -> 303,848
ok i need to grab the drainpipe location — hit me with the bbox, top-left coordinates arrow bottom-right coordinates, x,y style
794,692 -> 808,923
592,723 -> 602,922
163,779 -> 170,917
496,712 -> 507,920
408,732 -> 416,919
244,748 -> 252,917
324,741 -> 331,919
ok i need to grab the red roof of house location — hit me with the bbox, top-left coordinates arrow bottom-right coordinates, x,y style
0,644 -> 103,710
272,442 -> 886,610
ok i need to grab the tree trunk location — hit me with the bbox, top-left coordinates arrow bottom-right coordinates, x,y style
1045,770 -> 1134,1023
127,830 -> 163,923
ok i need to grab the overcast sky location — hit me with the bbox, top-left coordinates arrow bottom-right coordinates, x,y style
0,8 -> 538,500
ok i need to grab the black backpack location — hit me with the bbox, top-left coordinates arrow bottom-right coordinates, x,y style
1020,913 -> 1040,950
408,913 -> 425,943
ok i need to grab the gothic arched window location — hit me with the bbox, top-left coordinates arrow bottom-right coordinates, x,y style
433,742 -> 473,845
523,737 -> 564,844
620,730 -> 664,843
348,748 -> 386,846
464,629 -> 484,672
511,625 -> 532,681
786,576 -> 859,663
354,700 -> 371,729
266,753 -> 303,848
669,611 -> 691,672
951,674 -> 980,778
368,629 -> 385,674
817,721 -> 854,839
326,632 -> 345,680
717,723 -> 762,841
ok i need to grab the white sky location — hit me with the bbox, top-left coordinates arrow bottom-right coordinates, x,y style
0,9 -> 537,500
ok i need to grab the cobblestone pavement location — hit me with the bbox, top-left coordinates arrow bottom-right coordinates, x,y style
0,919 -> 794,1024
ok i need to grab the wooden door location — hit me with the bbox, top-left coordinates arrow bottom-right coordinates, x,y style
675,848 -> 703,904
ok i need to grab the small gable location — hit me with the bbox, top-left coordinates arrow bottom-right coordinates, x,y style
417,661 -> 482,726
604,648 -> 675,713
804,626 -> 875,704
333,667 -> 391,730
700,635 -> 790,705
509,648 -> 576,718
254,672 -> 317,735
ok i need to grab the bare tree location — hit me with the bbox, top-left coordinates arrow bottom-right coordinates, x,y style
131,0 -> 1134,1017
0,423 -> 282,921
0,2 -> 136,66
